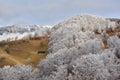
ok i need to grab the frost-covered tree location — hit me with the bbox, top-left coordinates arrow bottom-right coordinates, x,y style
107,36 -> 120,58
82,38 -> 104,54
107,36 -> 120,48
52,14 -> 115,34
39,14 -> 118,80
0,65 -> 33,80
38,47 -> 79,78
73,51 -> 120,80
43,65 -> 68,80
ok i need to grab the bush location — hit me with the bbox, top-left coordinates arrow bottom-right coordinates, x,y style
0,65 -> 33,80
4,45 -> 10,53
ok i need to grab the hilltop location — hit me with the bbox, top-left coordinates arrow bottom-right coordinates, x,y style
39,14 -> 120,80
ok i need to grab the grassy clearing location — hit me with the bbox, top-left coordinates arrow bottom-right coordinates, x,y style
0,36 -> 49,67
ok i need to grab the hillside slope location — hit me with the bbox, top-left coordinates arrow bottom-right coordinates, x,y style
0,36 -> 49,67
38,14 -> 120,80
0,14 -> 120,80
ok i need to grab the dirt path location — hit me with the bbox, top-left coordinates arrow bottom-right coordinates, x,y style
0,50 -> 24,65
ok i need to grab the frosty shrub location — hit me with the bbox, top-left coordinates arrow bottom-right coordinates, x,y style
38,49 -> 120,80
107,36 -> 120,58
83,38 -> 104,54
38,47 -> 78,77
0,65 -> 33,80
107,36 -> 120,48
4,45 -> 10,53
73,51 -> 120,80
49,65 -> 68,80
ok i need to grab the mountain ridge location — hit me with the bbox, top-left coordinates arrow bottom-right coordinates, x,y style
0,25 -> 52,42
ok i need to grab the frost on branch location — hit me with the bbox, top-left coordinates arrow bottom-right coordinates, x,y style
0,65 -> 33,80
107,36 -> 120,58
73,51 -> 120,80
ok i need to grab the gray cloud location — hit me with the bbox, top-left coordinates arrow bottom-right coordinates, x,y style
0,0 -> 120,26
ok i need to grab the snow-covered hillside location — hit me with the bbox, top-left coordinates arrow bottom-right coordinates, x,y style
38,14 -> 120,80
0,14 -> 120,80
52,14 -> 116,33
48,14 -> 116,53
0,25 -> 52,41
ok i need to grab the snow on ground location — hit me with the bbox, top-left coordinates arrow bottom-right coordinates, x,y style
0,25 -> 52,42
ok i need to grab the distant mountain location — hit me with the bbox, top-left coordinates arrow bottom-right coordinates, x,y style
0,25 -> 52,42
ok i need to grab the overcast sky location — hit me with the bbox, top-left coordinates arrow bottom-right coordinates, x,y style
0,0 -> 120,27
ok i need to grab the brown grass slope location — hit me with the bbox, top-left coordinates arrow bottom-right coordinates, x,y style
0,37 -> 49,67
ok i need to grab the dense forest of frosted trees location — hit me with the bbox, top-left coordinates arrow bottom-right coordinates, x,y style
0,14 -> 120,80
